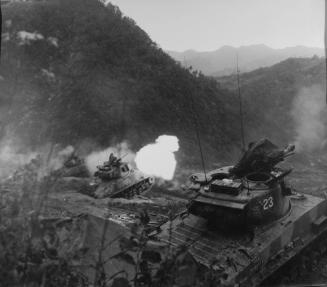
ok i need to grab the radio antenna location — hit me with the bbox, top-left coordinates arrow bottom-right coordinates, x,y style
236,54 -> 246,151
190,92 -> 208,183
184,59 -> 208,182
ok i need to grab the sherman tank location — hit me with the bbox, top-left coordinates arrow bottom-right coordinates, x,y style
156,139 -> 327,286
93,153 -> 155,199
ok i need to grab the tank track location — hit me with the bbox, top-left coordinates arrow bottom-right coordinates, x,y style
260,229 -> 327,286
111,177 -> 154,199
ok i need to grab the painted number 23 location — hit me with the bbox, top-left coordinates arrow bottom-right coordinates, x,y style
263,196 -> 274,210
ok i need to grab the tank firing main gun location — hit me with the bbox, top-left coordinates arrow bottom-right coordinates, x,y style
92,152 -> 155,198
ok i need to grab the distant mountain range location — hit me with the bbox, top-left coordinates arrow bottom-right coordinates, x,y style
167,44 -> 324,76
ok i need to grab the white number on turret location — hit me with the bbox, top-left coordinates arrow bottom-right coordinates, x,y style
263,196 -> 274,210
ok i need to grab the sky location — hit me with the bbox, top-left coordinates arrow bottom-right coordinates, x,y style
108,0 -> 325,52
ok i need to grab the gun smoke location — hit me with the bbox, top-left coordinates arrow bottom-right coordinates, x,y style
292,85 -> 327,151
0,137 -> 79,179
0,140 -> 37,178
135,135 -> 179,180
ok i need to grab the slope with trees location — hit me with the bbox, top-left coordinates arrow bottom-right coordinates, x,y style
216,56 -> 326,147
0,0 -> 242,167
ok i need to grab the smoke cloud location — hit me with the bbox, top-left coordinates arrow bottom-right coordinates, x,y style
292,85 -> 327,151
0,134 -> 136,180
0,140 -> 37,178
0,135 -> 79,179
47,145 -> 75,171
135,135 -> 179,180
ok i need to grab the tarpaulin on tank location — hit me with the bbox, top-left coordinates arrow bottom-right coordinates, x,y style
231,139 -> 294,177
79,213 -> 136,282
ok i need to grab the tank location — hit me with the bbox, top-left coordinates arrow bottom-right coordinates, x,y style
52,152 -> 90,178
93,153 -> 155,199
156,139 -> 327,286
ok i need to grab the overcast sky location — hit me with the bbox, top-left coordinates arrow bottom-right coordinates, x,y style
109,0 -> 325,52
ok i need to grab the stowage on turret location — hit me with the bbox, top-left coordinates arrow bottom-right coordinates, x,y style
187,138 -> 295,228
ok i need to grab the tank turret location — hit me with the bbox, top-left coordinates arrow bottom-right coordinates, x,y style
187,139 -> 294,228
155,139 -> 327,286
94,153 -> 125,180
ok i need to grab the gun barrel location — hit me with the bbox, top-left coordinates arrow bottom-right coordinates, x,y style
277,168 -> 292,179
283,151 -> 295,158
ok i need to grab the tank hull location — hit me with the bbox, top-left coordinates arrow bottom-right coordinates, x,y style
94,169 -> 154,199
158,194 -> 327,286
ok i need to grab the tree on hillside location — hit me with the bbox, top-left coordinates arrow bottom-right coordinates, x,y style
1,0 -> 241,166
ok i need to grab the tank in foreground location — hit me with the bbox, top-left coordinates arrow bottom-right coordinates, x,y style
156,139 -> 327,286
93,153 -> 155,199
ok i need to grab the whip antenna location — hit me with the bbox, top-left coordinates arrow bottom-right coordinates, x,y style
236,54 -> 246,151
190,92 -> 208,183
183,58 -> 208,182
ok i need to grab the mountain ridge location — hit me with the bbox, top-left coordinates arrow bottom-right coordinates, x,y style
167,45 -> 324,76
0,0 -> 325,169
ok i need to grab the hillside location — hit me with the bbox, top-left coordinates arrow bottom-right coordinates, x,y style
216,56 -> 327,150
168,45 -> 324,76
0,0 -> 326,172
0,0 -> 242,167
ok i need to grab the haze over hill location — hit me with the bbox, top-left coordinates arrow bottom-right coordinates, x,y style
0,0 -> 326,171
168,45 -> 325,76
216,56 -> 326,151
